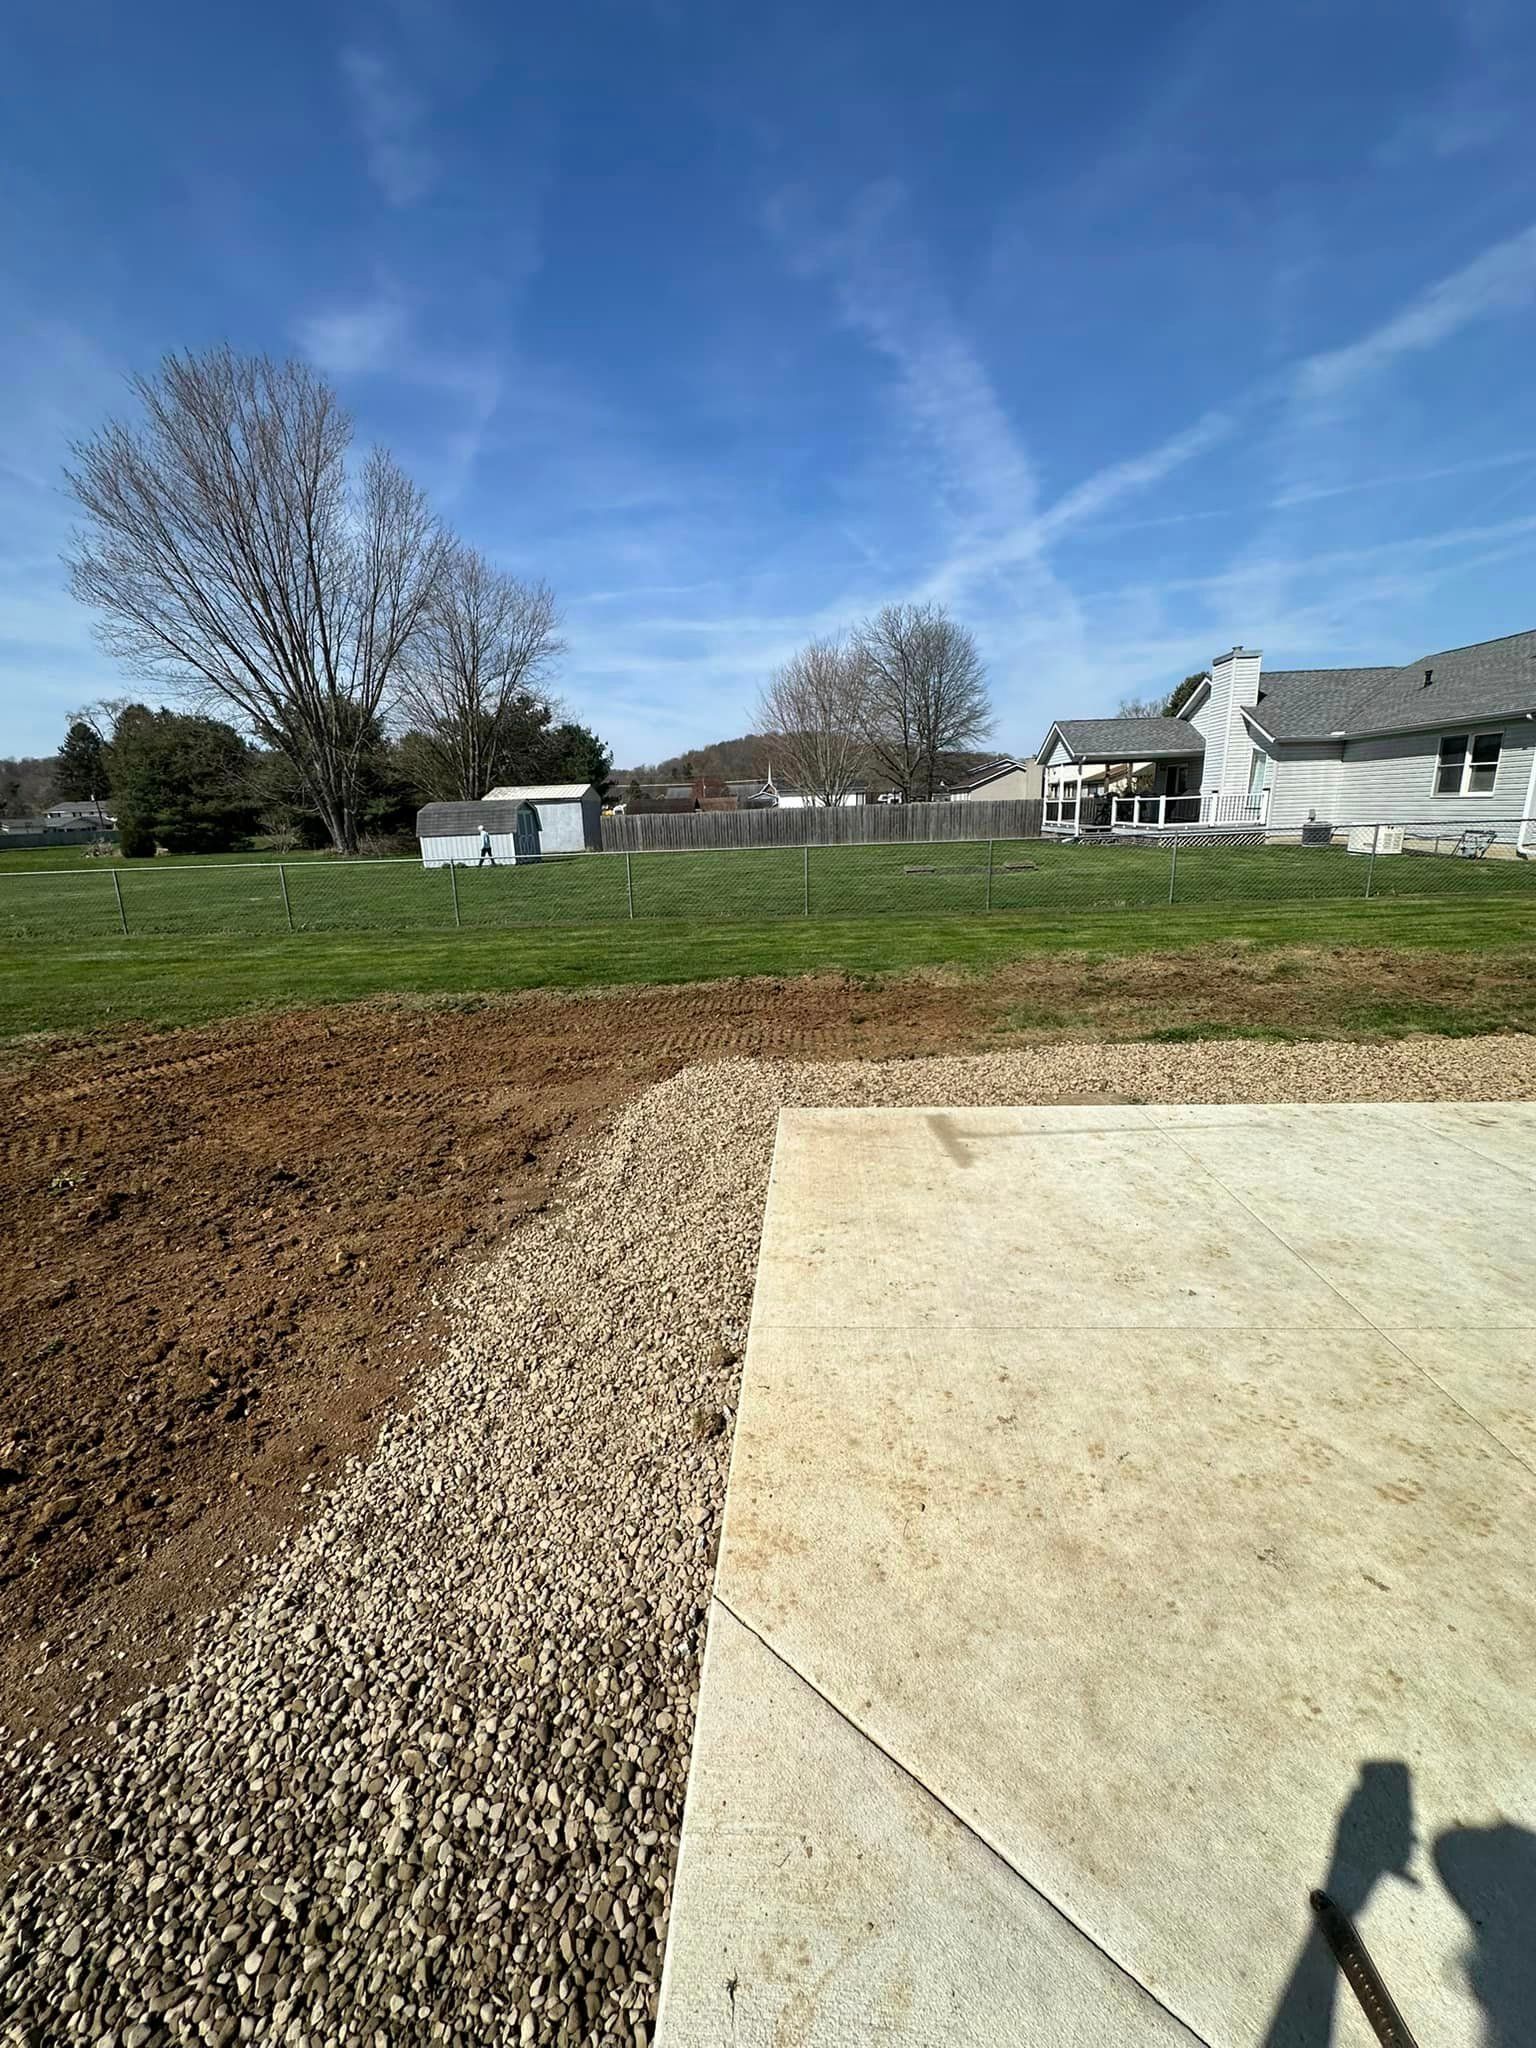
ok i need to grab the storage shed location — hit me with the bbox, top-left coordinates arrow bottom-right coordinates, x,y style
415,785 -> 603,868
483,784 -> 603,854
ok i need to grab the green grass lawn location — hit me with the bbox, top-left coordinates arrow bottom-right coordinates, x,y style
3,835 -> 1534,945
0,844 -> 340,872
3,898 -> 1534,1043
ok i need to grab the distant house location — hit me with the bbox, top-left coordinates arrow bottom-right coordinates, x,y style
416,783 -> 602,867
45,800 -> 116,828
1040,630 -> 1536,846
1,802 -> 116,847
943,757 -> 1042,804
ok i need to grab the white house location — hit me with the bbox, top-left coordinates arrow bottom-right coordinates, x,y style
416,784 -> 603,867
1041,629 -> 1536,846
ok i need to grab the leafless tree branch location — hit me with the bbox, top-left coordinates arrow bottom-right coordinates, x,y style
64,346 -> 444,853
395,545 -> 564,800
754,636 -> 870,806
854,602 -> 992,800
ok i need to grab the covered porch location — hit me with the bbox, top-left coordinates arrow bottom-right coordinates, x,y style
1037,716 -> 1266,834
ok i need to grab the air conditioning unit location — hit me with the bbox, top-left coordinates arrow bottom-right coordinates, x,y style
1347,825 -> 1405,856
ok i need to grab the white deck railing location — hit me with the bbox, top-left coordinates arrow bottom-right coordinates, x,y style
1042,788 -> 1270,831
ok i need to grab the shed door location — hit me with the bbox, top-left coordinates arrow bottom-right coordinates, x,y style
514,803 -> 541,861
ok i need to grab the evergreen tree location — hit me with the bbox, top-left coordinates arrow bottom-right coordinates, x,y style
53,721 -> 110,803
104,705 -> 256,854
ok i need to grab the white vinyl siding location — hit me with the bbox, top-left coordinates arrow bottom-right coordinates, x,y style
419,833 -> 521,868
1183,677 -> 1225,792
1187,650 -> 1260,800
1264,744 -> 1344,830
1332,725 -> 1534,841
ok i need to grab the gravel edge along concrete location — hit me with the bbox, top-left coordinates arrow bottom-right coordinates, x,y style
4,1035 -> 1535,2048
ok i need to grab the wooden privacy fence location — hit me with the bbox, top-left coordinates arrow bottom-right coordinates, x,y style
600,797 -> 1044,852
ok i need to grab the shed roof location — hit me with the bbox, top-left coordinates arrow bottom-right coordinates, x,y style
483,783 -> 596,802
1043,717 -> 1205,762
416,801 -> 537,837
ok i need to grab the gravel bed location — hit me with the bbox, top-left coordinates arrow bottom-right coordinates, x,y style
4,1035 -> 1533,2047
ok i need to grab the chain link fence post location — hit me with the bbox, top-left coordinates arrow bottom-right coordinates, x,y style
1168,833 -> 1179,906
625,851 -> 635,920
985,838 -> 994,911
448,862 -> 461,929
803,843 -> 811,916
110,867 -> 129,935
277,863 -> 294,931
1364,822 -> 1380,899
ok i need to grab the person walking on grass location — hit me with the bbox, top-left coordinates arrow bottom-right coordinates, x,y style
478,827 -> 496,868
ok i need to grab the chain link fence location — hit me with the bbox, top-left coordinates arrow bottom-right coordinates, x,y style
3,821 -> 1534,942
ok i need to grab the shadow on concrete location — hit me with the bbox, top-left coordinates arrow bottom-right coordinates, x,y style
1434,1820 -> 1536,2048
1262,1760 -> 1536,2047
1260,1760 -> 1416,2046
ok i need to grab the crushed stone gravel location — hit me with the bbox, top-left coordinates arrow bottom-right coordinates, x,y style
3,1034 -> 1533,2046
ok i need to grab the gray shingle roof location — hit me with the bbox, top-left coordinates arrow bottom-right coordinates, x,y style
1247,668 -> 1401,740
1249,630 -> 1536,741
1046,717 -> 1204,761
416,801 -> 539,837
1348,629 -> 1536,735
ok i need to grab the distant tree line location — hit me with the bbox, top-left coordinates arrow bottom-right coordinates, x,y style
60,345 -> 611,855
21,695 -> 611,858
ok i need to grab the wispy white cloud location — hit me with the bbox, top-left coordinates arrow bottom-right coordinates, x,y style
341,46 -> 436,207
767,181 -> 1042,533
291,290 -> 503,505
293,293 -> 410,377
1297,221 -> 1536,400
1273,446 -> 1536,507
1035,412 -> 1234,539
1095,512 -> 1536,604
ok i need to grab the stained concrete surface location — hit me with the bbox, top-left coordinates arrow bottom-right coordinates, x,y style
656,1105 -> 1536,2047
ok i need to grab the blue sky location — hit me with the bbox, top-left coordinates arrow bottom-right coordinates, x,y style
3,0 -> 1535,764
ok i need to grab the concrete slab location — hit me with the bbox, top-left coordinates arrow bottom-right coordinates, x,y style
658,1604 -> 1201,2047
748,1108 -> 1369,1333
658,1105 -> 1536,2048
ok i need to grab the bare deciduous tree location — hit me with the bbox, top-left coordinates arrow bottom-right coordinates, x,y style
755,636 -> 869,806
395,544 -> 564,801
65,346 -> 444,854
855,602 -> 992,801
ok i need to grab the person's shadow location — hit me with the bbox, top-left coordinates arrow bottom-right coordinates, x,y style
1434,1820 -> 1536,2048
1262,1759 -> 1536,2046
1261,1760 -> 1416,2046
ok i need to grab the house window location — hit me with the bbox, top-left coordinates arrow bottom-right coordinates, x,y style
1435,732 -> 1502,797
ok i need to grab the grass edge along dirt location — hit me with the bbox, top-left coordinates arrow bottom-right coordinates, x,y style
2,898 -> 1534,1044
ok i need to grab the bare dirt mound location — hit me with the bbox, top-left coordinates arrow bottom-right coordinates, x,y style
0,974 -> 994,1745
